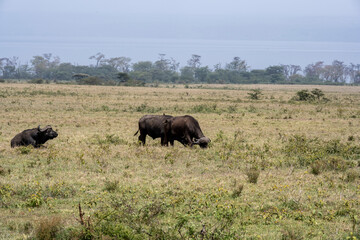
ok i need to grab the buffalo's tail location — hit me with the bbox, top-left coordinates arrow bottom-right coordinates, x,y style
134,129 -> 139,136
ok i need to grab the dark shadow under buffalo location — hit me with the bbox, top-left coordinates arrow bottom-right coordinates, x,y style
134,114 -> 174,146
163,115 -> 211,148
11,125 -> 58,148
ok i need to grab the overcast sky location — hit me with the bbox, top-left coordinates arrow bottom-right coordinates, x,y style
1,0 -> 360,68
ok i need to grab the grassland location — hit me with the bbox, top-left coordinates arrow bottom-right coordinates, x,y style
0,83 -> 359,239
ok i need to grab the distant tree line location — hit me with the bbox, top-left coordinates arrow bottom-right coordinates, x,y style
0,53 -> 359,85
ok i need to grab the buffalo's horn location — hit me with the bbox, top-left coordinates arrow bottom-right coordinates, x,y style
39,125 -> 51,132
197,137 -> 211,144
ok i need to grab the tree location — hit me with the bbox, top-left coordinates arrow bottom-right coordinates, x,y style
304,61 -> 324,81
265,65 -> 286,83
132,61 -> 153,72
131,61 -> 154,82
30,54 -> 61,79
329,60 -> 347,83
89,52 -> 105,68
187,54 -> 201,69
117,72 -> 131,83
281,64 -> 302,81
347,63 -> 360,84
104,57 -> 131,72
180,66 -> 195,83
194,66 -> 211,83
72,73 -> 90,80
225,57 -> 248,72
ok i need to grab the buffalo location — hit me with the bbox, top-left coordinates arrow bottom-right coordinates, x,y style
163,115 -> 211,148
134,114 -> 173,146
11,125 -> 58,148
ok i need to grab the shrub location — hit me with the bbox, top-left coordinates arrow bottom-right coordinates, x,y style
28,78 -> 45,84
77,76 -> 105,85
294,90 -> 315,101
292,88 -> 329,102
247,88 -> 262,100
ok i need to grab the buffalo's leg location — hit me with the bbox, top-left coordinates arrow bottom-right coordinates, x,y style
161,136 -> 168,146
138,134 -> 146,145
185,135 -> 193,147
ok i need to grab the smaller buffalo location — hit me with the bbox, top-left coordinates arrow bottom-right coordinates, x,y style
134,114 -> 173,146
163,115 -> 211,148
11,125 -> 58,148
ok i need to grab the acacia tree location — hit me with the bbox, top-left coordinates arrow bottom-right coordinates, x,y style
89,52 -> 105,68
187,54 -> 201,69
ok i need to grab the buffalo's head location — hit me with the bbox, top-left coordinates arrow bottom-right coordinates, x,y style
194,137 -> 211,148
38,125 -> 58,139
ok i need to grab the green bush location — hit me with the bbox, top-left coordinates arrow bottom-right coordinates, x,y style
247,88 -> 263,100
292,88 -> 329,102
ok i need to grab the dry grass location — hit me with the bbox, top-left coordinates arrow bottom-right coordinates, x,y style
0,83 -> 359,239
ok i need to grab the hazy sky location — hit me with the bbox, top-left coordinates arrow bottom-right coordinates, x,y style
1,0 -> 360,68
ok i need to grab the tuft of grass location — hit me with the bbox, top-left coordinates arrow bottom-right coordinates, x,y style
34,216 -> 63,240
245,168 -> 260,184
16,146 -> 32,154
345,169 -> 359,182
281,227 -> 304,240
103,179 -> 119,192
231,183 -> 244,198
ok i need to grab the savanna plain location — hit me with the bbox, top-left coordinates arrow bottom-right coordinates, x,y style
0,83 -> 360,239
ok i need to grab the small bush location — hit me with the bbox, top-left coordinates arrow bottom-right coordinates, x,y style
28,78 -> 45,84
77,76 -> 105,85
247,88 -> 262,100
26,192 -> 44,207
292,88 -> 329,102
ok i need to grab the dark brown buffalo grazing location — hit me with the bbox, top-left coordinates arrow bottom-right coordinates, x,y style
11,125 -> 58,148
134,114 -> 173,146
163,115 -> 211,148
